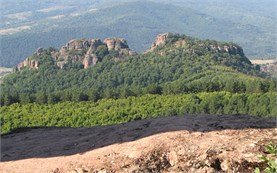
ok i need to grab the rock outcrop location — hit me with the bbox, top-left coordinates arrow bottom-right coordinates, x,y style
66,39 -> 90,50
104,38 -> 137,56
209,44 -> 244,56
149,33 -> 169,51
16,33 -> 246,71
17,58 -> 39,70
16,37 -> 136,70
148,33 -> 245,57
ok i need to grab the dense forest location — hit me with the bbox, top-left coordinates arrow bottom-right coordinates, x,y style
1,33 -> 276,134
1,92 -> 276,134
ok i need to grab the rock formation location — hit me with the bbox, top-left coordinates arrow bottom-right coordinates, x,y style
104,38 -> 137,57
16,37 -> 136,70
148,33 -> 245,57
17,58 -> 39,70
149,33 -> 169,51
209,44 -> 244,56
16,33 -> 246,71
66,39 -> 90,50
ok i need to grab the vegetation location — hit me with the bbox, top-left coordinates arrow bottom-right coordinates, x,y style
1,92 -> 276,134
255,143 -> 277,173
1,34 -> 276,105
1,34 -> 276,135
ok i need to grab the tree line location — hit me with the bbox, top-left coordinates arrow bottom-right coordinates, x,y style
1,92 -> 276,134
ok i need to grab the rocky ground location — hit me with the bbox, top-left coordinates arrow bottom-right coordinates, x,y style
1,115 -> 276,173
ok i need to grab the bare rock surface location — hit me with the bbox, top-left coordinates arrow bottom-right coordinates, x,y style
16,37 -> 135,70
149,33 -> 169,51
1,115 -> 276,173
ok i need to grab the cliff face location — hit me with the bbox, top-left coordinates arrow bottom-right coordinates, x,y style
17,37 -> 136,70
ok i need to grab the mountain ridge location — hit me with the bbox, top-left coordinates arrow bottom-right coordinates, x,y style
1,32 -> 276,107
15,33 -> 250,71
16,37 -> 136,70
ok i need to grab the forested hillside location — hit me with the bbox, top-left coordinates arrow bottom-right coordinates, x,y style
1,33 -> 276,106
1,33 -> 276,134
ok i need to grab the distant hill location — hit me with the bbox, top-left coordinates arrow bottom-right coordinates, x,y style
1,1 -> 276,67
